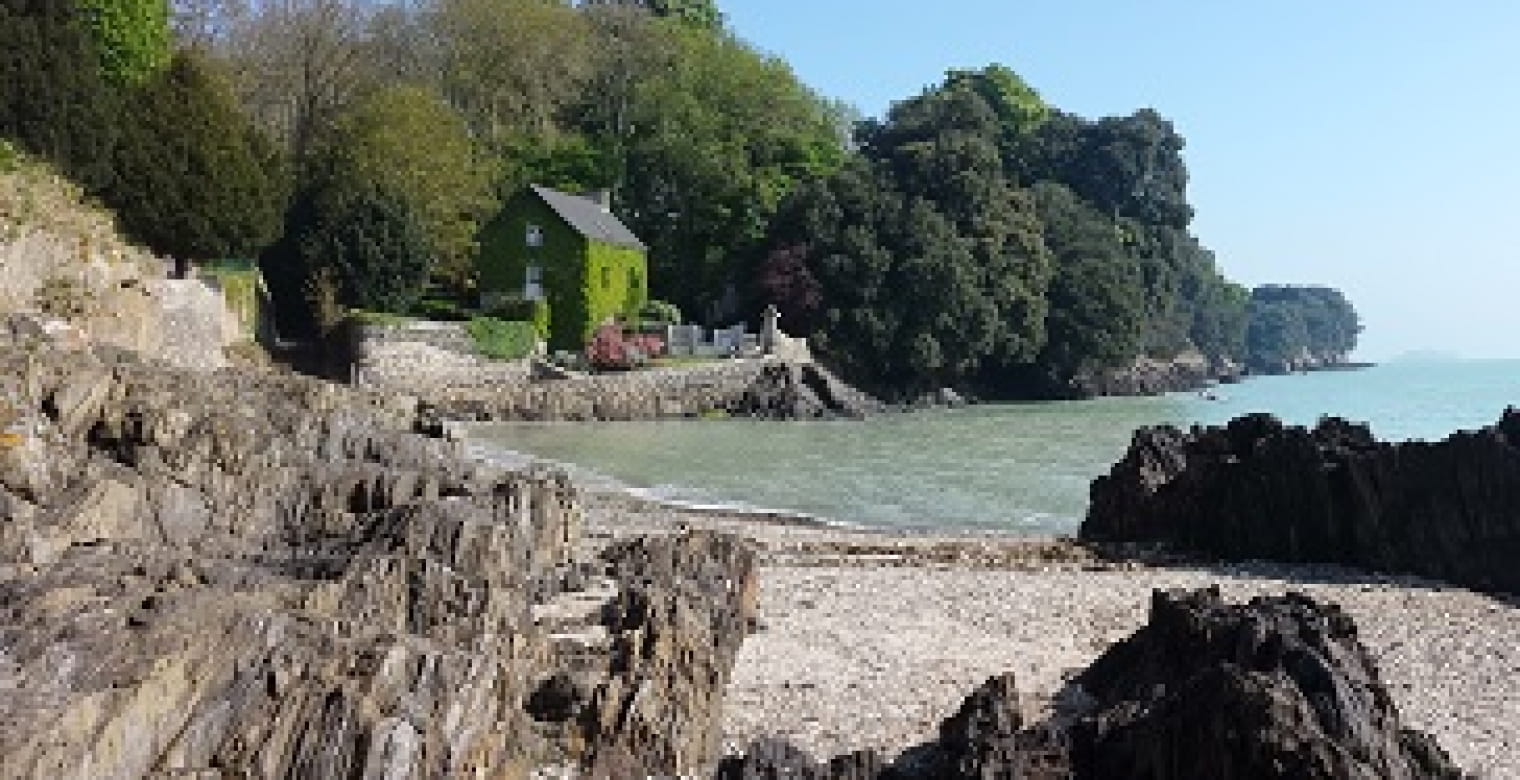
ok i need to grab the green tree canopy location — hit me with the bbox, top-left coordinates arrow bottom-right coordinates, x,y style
1245,285 -> 1361,371
77,0 -> 171,85
0,0 -> 122,192
111,49 -> 283,261
317,84 -> 497,289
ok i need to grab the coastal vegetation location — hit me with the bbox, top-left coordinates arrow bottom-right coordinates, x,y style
2,0 -> 1358,397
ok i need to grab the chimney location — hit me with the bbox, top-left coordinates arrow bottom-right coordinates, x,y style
586,189 -> 612,211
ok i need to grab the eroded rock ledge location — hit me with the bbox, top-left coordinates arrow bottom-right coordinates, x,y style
722,587 -> 1462,779
1081,411 -> 1520,594
0,341 -> 755,778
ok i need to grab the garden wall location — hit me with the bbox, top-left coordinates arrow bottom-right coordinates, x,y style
338,318 -> 531,393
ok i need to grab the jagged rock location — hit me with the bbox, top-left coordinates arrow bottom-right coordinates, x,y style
723,589 -> 1460,780
0,344 -> 756,778
565,532 -> 758,776
1066,587 -> 1462,779
1082,410 -> 1520,593
716,739 -> 890,780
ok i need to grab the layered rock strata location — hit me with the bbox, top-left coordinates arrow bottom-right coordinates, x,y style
1082,411 -> 1520,593
721,587 -> 1462,779
0,339 -> 755,778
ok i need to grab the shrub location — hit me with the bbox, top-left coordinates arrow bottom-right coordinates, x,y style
412,297 -> 470,321
585,324 -> 664,371
467,316 -> 537,360
488,296 -> 552,338
586,323 -> 634,371
298,188 -> 432,315
639,299 -> 682,325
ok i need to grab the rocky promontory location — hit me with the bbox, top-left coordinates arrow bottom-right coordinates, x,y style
0,331 -> 756,778
1082,411 -> 1520,594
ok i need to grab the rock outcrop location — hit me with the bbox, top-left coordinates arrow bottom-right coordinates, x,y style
1082,411 -> 1520,594
0,339 -> 756,778
1074,349 -> 1239,398
1,148 -> 238,370
722,588 -> 1461,779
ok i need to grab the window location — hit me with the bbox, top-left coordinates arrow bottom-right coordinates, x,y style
601,265 -> 612,290
525,224 -> 543,247
525,265 -> 544,300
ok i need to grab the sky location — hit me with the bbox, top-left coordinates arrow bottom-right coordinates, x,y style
721,1 -> 1520,360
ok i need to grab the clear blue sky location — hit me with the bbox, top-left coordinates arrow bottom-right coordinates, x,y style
722,1 -> 1520,360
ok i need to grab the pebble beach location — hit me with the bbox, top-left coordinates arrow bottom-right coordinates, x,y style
584,492 -> 1520,778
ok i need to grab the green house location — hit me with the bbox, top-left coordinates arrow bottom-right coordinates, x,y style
477,185 -> 649,351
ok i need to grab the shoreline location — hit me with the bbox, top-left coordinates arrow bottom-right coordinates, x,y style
465,422 -> 1520,777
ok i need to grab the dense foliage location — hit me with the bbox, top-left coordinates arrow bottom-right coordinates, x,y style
0,0 -> 123,193
1,0 -> 278,262
6,0 -> 1361,382
758,64 -> 1355,398
264,186 -> 432,334
467,316 -> 539,360
111,50 -> 281,261
76,0 -> 171,85
1245,285 -> 1361,372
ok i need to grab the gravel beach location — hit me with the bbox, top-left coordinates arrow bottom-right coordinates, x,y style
584,492 -> 1520,778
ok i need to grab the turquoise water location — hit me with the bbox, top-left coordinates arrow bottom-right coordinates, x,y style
470,359 -> 1520,534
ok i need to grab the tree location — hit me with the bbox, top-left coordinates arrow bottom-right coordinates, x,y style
298,188 -> 432,313
317,84 -> 496,289
213,0 -> 371,164
0,0 -> 122,192
111,50 -> 283,261
1028,182 -> 1144,382
756,243 -> 822,334
1244,285 -> 1360,372
583,0 -> 723,31
433,0 -> 594,143
76,0 -> 172,85
605,22 -> 847,321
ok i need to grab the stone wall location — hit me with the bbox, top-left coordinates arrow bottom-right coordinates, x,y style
423,358 -> 780,422
420,358 -> 883,424
339,318 -> 532,392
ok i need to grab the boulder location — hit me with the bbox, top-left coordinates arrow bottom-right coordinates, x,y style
1082,410 -> 1520,594
1065,587 -> 1461,780
721,588 -> 1461,780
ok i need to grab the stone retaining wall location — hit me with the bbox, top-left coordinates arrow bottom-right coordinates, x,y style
422,359 -> 779,422
339,319 -> 532,392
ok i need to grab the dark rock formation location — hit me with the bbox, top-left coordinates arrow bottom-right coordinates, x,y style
723,588 -> 1461,780
0,342 -> 755,778
1065,587 -> 1460,780
728,362 -> 882,420
1082,411 -> 1520,593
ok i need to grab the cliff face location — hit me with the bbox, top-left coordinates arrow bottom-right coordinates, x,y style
0,335 -> 755,778
1082,411 -> 1520,594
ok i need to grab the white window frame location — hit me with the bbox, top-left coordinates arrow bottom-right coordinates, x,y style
525,224 -> 544,248
525,264 -> 545,301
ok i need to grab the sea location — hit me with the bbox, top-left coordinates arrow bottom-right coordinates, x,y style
468,359 -> 1520,535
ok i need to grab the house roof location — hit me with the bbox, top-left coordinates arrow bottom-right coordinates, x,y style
529,184 -> 646,251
